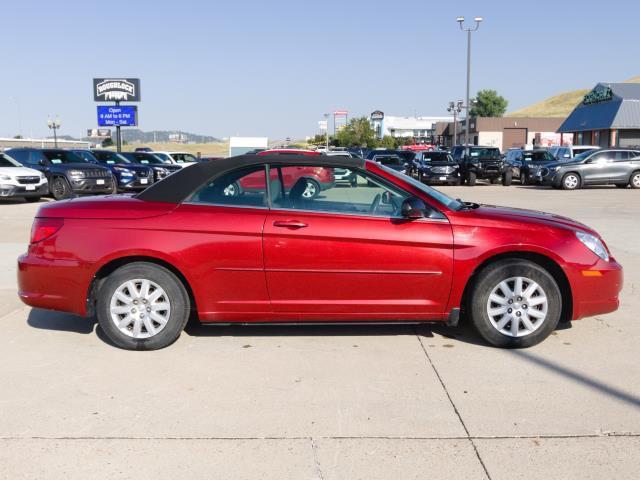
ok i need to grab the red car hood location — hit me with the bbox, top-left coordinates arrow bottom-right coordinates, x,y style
471,204 -> 596,234
36,196 -> 177,220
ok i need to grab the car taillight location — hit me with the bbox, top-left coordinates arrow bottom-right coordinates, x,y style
30,218 -> 64,244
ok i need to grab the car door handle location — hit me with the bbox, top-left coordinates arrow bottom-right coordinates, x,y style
273,220 -> 308,229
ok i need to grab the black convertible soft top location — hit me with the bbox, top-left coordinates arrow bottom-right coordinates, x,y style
137,153 -> 365,204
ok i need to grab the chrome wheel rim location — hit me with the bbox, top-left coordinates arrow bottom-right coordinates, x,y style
110,279 -> 171,339
302,181 -> 317,198
632,174 -> 640,187
223,183 -> 237,196
564,175 -> 578,189
486,276 -> 548,337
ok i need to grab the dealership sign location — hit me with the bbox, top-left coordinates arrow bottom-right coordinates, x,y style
97,106 -> 138,127
583,86 -> 613,106
370,110 -> 384,120
87,128 -> 112,138
93,78 -> 141,102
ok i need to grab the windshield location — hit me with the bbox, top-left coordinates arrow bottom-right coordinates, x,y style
92,151 -> 131,164
469,147 -> 500,159
522,151 -> 555,162
377,163 -> 463,211
375,155 -> 402,166
421,152 -> 451,162
154,153 -> 173,163
73,150 -> 98,163
0,154 -> 21,167
124,153 -> 165,165
42,150 -> 86,164
573,150 -> 596,162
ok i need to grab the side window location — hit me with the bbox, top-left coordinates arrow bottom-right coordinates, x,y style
270,165 -> 409,218
588,152 -> 609,163
188,166 -> 267,208
613,151 -> 630,162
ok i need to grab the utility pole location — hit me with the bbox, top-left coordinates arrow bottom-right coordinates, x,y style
457,16 -> 483,148
447,100 -> 463,146
47,116 -> 61,148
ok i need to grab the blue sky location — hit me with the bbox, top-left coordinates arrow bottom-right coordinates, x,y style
1,0 -> 638,140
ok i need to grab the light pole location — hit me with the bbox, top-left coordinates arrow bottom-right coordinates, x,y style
447,100 -> 463,146
47,116 -> 61,148
457,15 -> 482,148
324,113 -> 330,151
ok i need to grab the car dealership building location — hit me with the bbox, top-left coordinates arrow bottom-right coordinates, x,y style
558,83 -> 640,147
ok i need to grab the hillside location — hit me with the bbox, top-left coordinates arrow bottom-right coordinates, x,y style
508,75 -> 640,118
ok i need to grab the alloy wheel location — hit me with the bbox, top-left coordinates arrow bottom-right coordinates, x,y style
486,276 -> 548,337
109,279 -> 171,339
632,173 -> 640,188
302,181 -> 318,198
563,174 -> 579,190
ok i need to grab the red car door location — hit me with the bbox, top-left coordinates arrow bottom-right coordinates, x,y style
263,166 -> 454,320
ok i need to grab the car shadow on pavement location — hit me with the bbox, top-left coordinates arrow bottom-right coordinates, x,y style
27,308 -> 96,334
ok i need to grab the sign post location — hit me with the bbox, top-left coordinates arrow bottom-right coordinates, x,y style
93,78 -> 141,152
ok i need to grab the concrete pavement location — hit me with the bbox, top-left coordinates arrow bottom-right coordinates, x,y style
0,184 -> 638,479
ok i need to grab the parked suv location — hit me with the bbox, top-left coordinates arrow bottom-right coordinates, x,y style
73,150 -> 154,193
0,152 -> 48,202
549,145 -> 600,161
505,149 -> 557,185
6,148 -> 113,200
411,151 -> 460,185
540,148 -> 640,189
451,146 -> 511,186
366,152 -> 407,173
120,152 -> 182,182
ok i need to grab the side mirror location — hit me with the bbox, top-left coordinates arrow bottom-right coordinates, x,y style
585,159 -> 592,164
38,159 -> 46,166
401,197 -> 427,219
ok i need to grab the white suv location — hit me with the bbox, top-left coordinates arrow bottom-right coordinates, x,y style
0,152 -> 48,202
550,145 -> 600,161
152,151 -> 198,168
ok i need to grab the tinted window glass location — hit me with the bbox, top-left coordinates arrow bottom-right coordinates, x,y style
421,152 -> 451,162
92,151 -> 130,164
74,151 -> 98,163
522,151 -> 555,162
189,166 -> 267,207
6,150 -> 29,164
271,165 -> 409,218
0,154 -> 21,167
469,147 -> 500,159
41,150 -> 85,164
613,151 -> 630,161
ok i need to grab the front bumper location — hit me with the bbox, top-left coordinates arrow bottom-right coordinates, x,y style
70,177 -> 114,194
419,170 -> 460,184
0,183 -> 48,198
117,177 -> 152,191
569,257 -> 623,320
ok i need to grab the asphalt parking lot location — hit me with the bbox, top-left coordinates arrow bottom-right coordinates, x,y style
0,184 -> 639,480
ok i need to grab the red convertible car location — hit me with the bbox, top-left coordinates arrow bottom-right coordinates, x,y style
17,154 -> 622,350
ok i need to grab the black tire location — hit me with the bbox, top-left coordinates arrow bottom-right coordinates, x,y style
110,177 -> 119,194
629,171 -> 640,189
466,171 -> 476,186
96,262 -> 190,350
520,172 -> 530,185
561,172 -> 580,190
468,259 -> 562,348
502,171 -> 512,186
24,197 -> 41,203
50,177 -> 71,200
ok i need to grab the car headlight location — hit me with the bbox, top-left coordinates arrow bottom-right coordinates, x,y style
0,175 -> 12,181
576,231 -> 609,261
116,168 -> 134,176
155,167 -> 169,176
68,170 -> 85,177
39,173 -> 46,180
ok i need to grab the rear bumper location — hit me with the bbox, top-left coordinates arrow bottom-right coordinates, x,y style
17,252 -> 89,317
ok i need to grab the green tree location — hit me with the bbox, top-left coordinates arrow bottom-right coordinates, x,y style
470,89 -> 508,117
335,117 -> 378,148
379,135 -> 396,149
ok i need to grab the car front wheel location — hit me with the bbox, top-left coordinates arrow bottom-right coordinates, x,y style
561,173 -> 580,190
469,259 -> 562,348
96,262 -> 190,350
629,171 -> 640,189
50,177 -> 71,200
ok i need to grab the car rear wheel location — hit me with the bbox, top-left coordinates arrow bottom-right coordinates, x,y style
520,172 -> 530,185
302,179 -> 320,199
561,173 -> 580,190
50,177 -> 71,200
466,171 -> 476,186
468,259 -> 562,348
96,262 -> 190,350
629,172 -> 640,189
